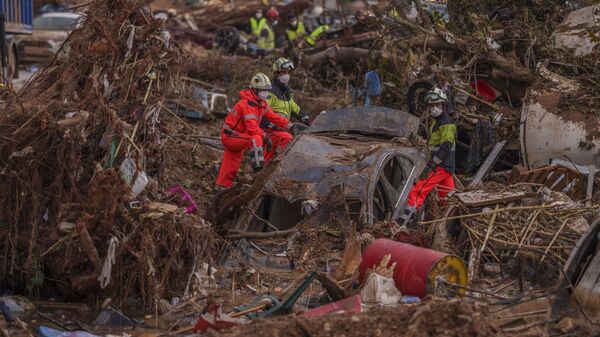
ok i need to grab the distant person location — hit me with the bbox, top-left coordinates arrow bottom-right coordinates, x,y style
285,14 -> 306,46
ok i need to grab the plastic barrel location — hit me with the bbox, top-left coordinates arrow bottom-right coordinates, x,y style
358,239 -> 468,298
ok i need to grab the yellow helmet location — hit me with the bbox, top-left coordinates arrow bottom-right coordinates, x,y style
272,57 -> 295,73
249,72 -> 272,90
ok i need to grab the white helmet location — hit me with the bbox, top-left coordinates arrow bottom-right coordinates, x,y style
310,6 -> 324,18
423,87 -> 448,104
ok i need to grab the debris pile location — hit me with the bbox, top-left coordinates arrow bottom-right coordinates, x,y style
0,0 -> 222,303
209,299 -> 500,337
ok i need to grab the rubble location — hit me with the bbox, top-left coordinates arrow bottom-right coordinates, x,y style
1,0 -> 600,336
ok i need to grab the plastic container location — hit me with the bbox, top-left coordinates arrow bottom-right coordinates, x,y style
131,171 -> 148,198
469,80 -> 498,102
358,239 -> 468,298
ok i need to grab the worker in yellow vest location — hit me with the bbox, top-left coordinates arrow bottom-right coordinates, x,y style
285,14 -> 306,45
249,9 -> 266,38
255,8 -> 278,55
304,24 -> 330,47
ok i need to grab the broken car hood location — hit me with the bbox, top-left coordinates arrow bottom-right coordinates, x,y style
263,106 -> 423,203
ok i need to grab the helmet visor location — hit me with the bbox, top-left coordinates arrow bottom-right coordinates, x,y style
423,92 -> 446,104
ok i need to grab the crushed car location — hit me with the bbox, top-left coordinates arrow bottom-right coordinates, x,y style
229,106 -> 427,236
18,12 -> 84,64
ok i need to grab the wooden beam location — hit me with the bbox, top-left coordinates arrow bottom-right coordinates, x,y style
469,140 -> 507,187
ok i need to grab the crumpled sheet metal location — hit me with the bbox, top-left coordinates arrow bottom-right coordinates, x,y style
308,106 -> 420,139
263,134 -> 424,204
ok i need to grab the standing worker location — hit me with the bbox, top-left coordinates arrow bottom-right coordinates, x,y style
215,73 -> 294,190
266,57 -> 311,125
400,88 -> 456,225
285,14 -> 306,45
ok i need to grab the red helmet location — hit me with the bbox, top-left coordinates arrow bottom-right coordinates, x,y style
266,8 -> 279,19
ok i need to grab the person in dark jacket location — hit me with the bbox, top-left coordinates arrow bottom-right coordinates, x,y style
266,57 -> 311,125
401,87 -> 456,224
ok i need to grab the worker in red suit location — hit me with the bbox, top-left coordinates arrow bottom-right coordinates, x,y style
399,87 -> 456,225
215,73 -> 296,190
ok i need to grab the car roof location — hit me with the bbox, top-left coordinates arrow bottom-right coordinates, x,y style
308,106 -> 420,139
38,12 -> 83,19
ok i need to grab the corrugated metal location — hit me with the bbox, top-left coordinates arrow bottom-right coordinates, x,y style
1,0 -> 33,34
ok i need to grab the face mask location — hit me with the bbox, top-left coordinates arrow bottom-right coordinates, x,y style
258,90 -> 270,101
256,13 -> 263,19
430,105 -> 443,117
290,21 -> 298,27
278,74 -> 290,85
272,20 -> 279,26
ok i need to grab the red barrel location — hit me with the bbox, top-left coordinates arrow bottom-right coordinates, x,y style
358,239 -> 467,298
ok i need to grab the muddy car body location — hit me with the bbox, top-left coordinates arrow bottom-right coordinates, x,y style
232,106 -> 426,234
18,12 -> 84,64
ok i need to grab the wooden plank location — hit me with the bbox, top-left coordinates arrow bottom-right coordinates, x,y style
553,174 -> 571,193
456,190 -> 536,207
148,202 -> 179,213
508,165 -> 527,184
587,165 -> 596,207
469,140 -> 507,187
534,169 -> 553,184
544,170 -> 564,189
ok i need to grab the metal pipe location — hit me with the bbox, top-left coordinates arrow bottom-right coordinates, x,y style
0,13 -> 9,84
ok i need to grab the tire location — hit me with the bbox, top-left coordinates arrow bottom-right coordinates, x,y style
406,80 -> 434,117
215,26 -> 240,55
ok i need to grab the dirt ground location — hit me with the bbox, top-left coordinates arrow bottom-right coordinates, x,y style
209,299 -> 502,337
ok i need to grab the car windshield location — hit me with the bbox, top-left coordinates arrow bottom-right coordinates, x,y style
33,16 -> 80,31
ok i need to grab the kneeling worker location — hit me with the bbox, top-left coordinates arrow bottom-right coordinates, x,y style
401,88 -> 456,224
267,57 -> 311,125
215,73 -> 294,190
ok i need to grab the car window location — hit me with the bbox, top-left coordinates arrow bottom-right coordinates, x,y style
33,16 -> 81,31
373,155 -> 415,221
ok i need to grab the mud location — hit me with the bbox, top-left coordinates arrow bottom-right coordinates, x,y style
209,299 -> 502,337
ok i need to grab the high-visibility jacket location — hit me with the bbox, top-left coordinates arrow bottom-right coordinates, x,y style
305,24 -> 330,46
428,112 -> 456,173
257,24 -> 275,50
286,22 -> 306,42
250,17 -> 267,37
223,89 -> 291,137
266,79 -> 309,122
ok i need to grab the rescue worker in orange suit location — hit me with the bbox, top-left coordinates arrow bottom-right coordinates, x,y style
215,73 -> 295,191
400,88 -> 456,225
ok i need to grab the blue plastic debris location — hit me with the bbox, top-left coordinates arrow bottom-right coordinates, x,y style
38,326 -> 63,337
400,296 -> 421,304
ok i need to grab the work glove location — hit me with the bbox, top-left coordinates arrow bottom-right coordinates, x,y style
290,123 -> 308,136
300,115 -> 311,126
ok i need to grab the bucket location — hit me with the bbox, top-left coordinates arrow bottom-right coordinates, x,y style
470,80 -> 498,102
358,239 -> 468,298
